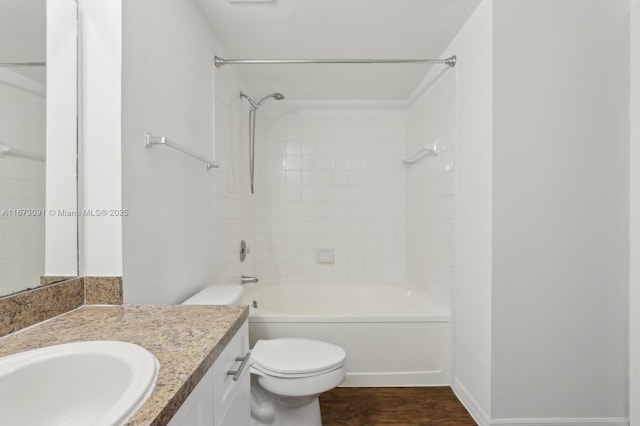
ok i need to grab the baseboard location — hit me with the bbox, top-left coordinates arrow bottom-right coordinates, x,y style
342,370 -> 448,387
451,378 -> 491,426
491,418 -> 629,426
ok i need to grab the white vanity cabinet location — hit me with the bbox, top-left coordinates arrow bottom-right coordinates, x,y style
168,321 -> 250,426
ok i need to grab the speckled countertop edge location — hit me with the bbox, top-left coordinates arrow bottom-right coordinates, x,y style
0,304 -> 249,426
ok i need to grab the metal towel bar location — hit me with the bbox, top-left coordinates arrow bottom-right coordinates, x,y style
144,132 -> 220,170
0,141 -> 45,162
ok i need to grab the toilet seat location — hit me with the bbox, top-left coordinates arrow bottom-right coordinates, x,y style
251,338 -> 346,377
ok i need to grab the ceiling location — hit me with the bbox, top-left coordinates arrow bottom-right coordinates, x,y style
197,0 -> 481,100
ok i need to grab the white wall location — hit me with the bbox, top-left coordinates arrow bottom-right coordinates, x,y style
491,0 -> 629,421
122,0 -> 212,304
630,0 -> 640,424
407,70 -> 456,305
449,0 -> 494,423
430,1 -> 631,423
121,0 -> 253,303
78,0 -> 123,277
253,103 -> 407,285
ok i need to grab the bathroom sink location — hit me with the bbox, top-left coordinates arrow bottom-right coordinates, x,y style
0,340 -> 159,426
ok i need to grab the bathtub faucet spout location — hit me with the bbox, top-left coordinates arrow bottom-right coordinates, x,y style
241,275 -> 259,284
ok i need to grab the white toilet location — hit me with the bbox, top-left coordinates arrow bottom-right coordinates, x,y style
182,284 -> 346,426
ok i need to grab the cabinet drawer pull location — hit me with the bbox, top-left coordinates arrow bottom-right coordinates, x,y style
227,352 -> 251,381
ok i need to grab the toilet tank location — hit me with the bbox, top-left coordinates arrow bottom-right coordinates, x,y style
182,284 -> 244,305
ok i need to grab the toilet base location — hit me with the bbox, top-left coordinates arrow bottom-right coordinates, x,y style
250,375 -> 323,426
251,397 -> 321,426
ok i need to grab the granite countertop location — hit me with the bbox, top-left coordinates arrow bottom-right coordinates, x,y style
0,304 -> 249,425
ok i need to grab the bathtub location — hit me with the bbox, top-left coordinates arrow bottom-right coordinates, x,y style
243,283 -> 451,387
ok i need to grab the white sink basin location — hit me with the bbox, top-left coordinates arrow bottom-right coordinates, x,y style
0,340 -> 159,426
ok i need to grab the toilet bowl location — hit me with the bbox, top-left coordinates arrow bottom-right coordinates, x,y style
182,284 -> 346,426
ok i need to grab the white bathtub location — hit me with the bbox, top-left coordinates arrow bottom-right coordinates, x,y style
243,283 -> 451,387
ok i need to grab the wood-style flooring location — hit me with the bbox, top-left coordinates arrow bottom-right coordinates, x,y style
319,387 -> 477,426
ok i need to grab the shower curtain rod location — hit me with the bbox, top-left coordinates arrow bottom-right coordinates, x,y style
214,55 -> 456,68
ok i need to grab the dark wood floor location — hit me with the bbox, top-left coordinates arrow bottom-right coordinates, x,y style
319,387 -> 477,426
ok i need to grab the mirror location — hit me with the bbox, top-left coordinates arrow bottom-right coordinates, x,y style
0,0 -> 78,296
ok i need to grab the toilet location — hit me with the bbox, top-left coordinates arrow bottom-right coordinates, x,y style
182,284 -> 346,426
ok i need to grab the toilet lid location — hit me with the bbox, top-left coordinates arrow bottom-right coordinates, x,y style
251,338 -> 346,375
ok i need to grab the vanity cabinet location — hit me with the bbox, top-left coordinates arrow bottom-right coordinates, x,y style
168,321 -> 250,426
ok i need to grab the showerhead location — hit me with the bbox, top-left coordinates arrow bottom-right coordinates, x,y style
256,92 -> 285,107
240,91 -> 285,110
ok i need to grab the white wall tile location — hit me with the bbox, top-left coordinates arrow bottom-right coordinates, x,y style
407,69 -> 456,304
255,106 -> 408,285
0,78 -> 46,292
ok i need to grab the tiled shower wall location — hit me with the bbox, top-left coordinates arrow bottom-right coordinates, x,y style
253,104 -> 407,284
0,158 -> 45,294
0,72 -> 46,294
407,71 -> 456,305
